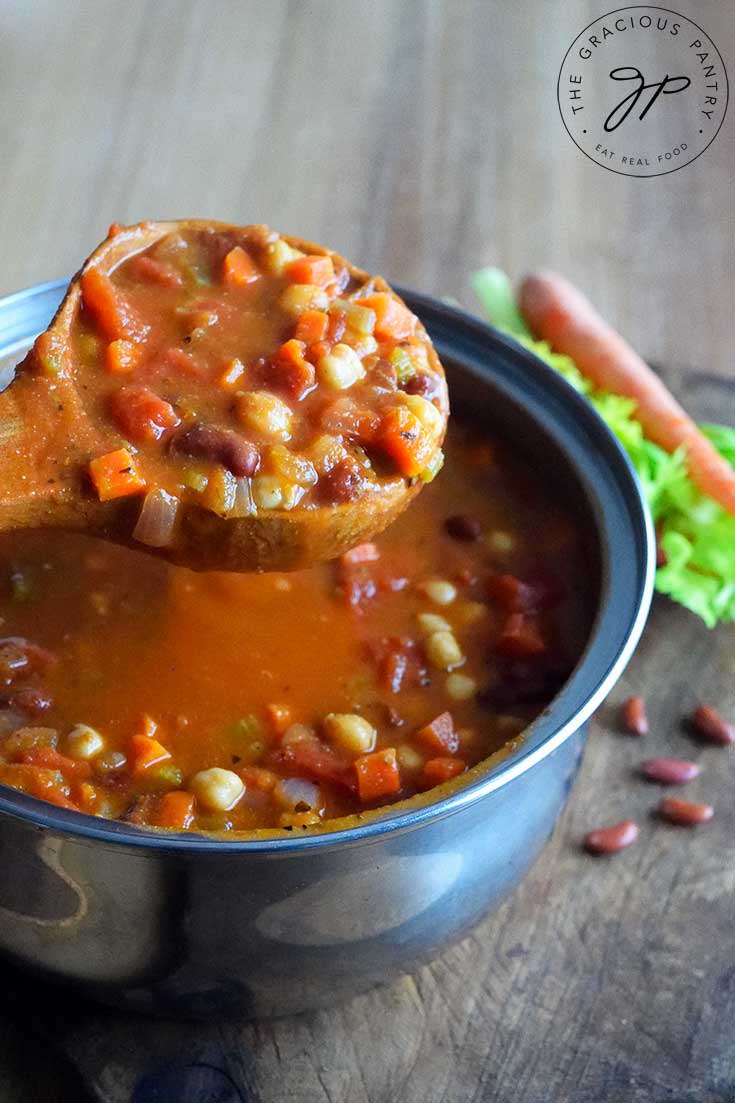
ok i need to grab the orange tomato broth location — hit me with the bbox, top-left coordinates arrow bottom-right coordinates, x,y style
0,423 -> 593,833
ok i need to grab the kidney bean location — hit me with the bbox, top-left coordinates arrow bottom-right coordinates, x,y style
640,757 -> 699,785
689,704 -> 734,746
317,459 -> 362,505
444,514 -> 482,543
658,797 -> 713,826
621,695 -> 648,736
172,424 -> 259,477
403,372 -> 440,399
584,819 -> 639,855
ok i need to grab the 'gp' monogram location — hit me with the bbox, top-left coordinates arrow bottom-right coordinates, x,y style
604,67 -> 691,131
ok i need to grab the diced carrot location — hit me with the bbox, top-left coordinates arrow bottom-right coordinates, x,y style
340,543 -> 380,566
105,338 -> 144,375
495,613 -> 546,658
154,791 -> 195,830
270,339 -> 316,400
269,739 -> 354,791
89,448 -> 147,501
420,757 -> 466,789
20,745 -> 92,780
286,255 -> 335,288
519,271 -> 735,516
219,357 -> 245,388
415,712 -> 459,755
355,293 -> 416,340
129,733 -> 171,775
129,254 -> 183,288
265,703 -> 292,735
238,765 -> 278,791
33,330 -> 67,376
110,385 -> 180,443
294,309 -> 329,346
223,245 -> 259,286
354,748 -> 401,802
375,405 -> 435,477
81,267 -> 149,342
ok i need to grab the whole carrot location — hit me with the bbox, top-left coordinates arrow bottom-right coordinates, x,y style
518,271 -> 735,516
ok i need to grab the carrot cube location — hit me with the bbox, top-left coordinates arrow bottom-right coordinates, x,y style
265,703 -> 292,735
355,293 -> 416,340
81,267 -> 148,342
105,339 -> 144,375
294,309 -> 329,346
420,757 -> 466,789
223,246 -> 259,286
155,791 -> 195,830
130,733 -> 171,775
495,613 -> 546,658
89,448 -> 147,501
355,747 -> 401,802
375,405 -> 435,478
286,255 -> 335,288
271,339 -> 316,399
415,712 -> 458,755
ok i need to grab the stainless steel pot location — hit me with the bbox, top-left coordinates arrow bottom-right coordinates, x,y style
0,281 -> 654,1017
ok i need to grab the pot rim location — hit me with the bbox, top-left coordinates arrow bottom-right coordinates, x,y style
0,280 -> 655,853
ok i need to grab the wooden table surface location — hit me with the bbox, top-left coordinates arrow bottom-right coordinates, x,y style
0,2 -> 733,1100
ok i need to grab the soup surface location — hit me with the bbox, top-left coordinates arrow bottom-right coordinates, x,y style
0,423 -> 593,833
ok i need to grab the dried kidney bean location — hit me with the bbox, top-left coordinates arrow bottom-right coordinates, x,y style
621,695 -> 648,736
318,459 -> 363,505
584,819 -> 639,855
444,514 -> 482,543
172,424 -> 259,477
658,796 -> 713,826
689,705 -> 734,746
640,757 -> 699,785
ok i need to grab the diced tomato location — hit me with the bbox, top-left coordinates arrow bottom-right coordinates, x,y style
419,757 -> 466,789
326,311 -> 346,345
105,339 -> 144,375
286,255 -> 335,288
158,346 -> 203,377
223,246 -> 259,286
129,254 -> 183,288
355,748 -> 401,802
355,293 -> 416,340
110,385 -> 180,443
89,449 -> 147,501
81,267 -> 149,342
19,745 -> 92,780
415,712 -> 458,754
320,398 -> 379,442
73,781 -> 99,813
382,648 -> 408,694
130,733 -> 171,775
154,791 -> 195,830
265,703 -> 292,735
269,739 -> 354,791
495,613 -> 546,658
374,405 -> 435,477
294,309 -> 329,346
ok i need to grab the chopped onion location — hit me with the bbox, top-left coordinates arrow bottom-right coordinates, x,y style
273,777 -> 320,812
226,476 -> 255,519
133,488 -> 180,548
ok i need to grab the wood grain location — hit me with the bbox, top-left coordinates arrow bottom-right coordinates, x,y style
0,1 -> 732,1100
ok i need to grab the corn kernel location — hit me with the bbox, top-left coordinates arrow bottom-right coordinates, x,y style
282,723 -> 315,746
324,713 -> 376,755
446,673 -> 477,701
330,299 -> 376,334
424,630 -> 464,671
236,391 -> 293,440
317,343 -> 366,390
396,744 -> 424,771
279,283 -> 329,315
416,612 -> 452,636
456,601 -> 488,625
252,474 -> 284,510
419,579 -> 457,606
190,767 -> 244,811
308,434 -> 348,474
65,724 -> 105,760
485,530 -> 516,554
